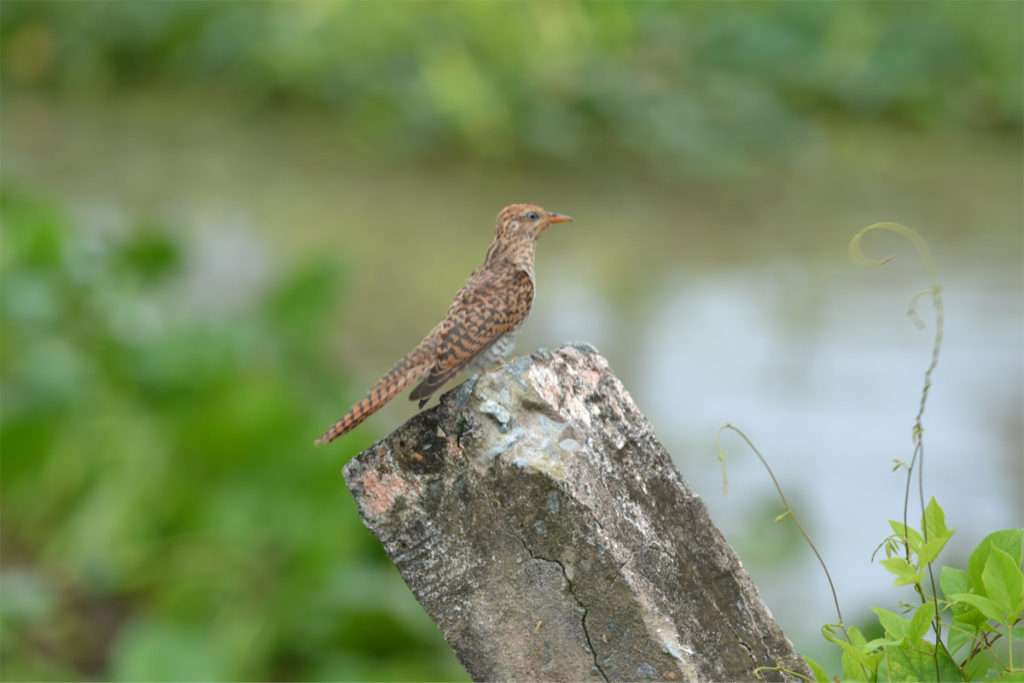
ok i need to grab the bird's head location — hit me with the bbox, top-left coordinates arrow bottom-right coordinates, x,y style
495,203 -> 573,242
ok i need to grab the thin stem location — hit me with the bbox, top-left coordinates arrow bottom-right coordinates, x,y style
718,424 -> 847,630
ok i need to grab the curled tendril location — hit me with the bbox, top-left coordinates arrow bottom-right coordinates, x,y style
849,222 -> 937,279
849,222 -> 942,329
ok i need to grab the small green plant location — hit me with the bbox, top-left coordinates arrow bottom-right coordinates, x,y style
719,223 -> 1023,682
810,504 -> 1023,682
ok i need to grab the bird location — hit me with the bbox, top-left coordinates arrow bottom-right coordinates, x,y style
315,203 -> 573,445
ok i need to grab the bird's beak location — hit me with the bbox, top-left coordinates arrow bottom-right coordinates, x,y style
545,212 -> 573,224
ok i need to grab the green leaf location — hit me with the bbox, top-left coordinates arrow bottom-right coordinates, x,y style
932,641 -> 965,682
848,624 -> 868,647
943,568 -> 988,627
981,547 -> 1024,621
821,625 -> 882,680
950,604 -> 989,628
880,641 -> 964,682
864,636 -> 908,651
841,645 -> 881,682
872,606 -> 911,640
890,520 -> 925,553
832,625 -> 882,680
999,671 -> 1024,682
918,535 -> 952,567
881,557 -> 924,586
921,497 -> 951,541
940,566 -> 968,600
963,648 -> 997,681
949,593 -> 1006,623
944,624 -> 973,655
841,648 -> 870,682
908,601 -> 936,642
968,529 -> 1024,594
803,655 -> 830,683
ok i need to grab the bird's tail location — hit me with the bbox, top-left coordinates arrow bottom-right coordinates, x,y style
315,342 -> 435,446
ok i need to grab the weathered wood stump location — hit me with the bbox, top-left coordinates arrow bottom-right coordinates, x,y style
343,344 -> 810,681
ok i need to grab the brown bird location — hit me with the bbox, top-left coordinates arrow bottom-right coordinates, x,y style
315,203 -> 573,445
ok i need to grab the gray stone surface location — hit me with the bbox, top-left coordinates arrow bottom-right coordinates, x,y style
343,344 -> 810,681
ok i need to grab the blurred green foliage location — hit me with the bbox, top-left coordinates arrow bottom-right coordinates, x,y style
0,188 -> 465,681
2,1 -> 1020,177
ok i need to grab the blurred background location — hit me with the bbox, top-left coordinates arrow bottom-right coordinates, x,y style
2,2 -> 1021,680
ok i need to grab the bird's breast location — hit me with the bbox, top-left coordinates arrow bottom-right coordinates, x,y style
470,326 -> 523,372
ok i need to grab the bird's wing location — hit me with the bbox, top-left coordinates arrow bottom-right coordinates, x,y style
409,267 -> 534,405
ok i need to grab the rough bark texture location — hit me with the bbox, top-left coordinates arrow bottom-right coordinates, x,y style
343,344 -> 810,682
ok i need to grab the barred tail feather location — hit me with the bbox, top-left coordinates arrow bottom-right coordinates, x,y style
314,345 -> 434,446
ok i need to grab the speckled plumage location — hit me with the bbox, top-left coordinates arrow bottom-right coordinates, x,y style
315,204 -> 572,446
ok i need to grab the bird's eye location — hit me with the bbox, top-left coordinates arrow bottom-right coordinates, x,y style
526,211 -> 539,221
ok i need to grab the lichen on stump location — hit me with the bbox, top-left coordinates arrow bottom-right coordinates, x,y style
343,344 -> 810,682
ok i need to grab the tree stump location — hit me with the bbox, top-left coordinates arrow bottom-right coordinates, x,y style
343,344 -> 810,681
